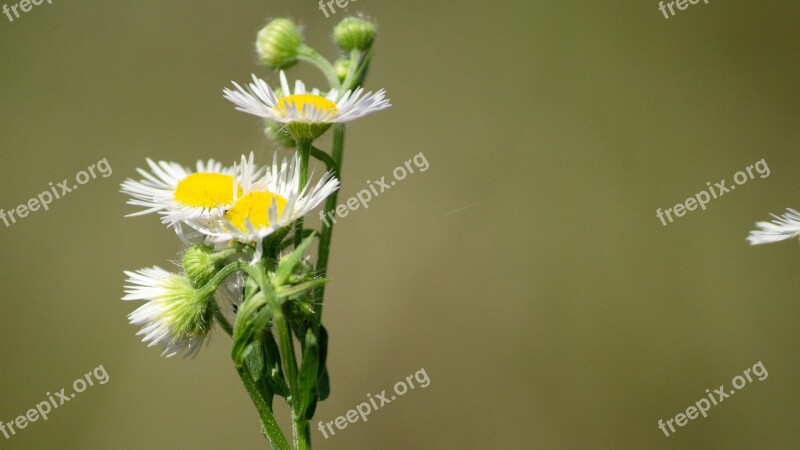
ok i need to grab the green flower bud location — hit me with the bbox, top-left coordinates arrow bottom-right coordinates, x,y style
182,245 -> 235,288
333,58 -> 350,84
264,120 -> 296,148
333,17 -> 376,52
256,18 -> 304,69
285,296 -> 316,324
288,259 -> 315,285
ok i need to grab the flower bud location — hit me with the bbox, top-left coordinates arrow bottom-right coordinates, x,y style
123,267 -> 215,358
256,18 -> 304,69
333,17 -> 376,52
182,245 -> 234,288
264,120 -> 296,148
333,58 -> 350,84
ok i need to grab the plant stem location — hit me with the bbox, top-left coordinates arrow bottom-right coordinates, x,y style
297,45 -> 340,89
293,418 -> 312,450
295,139 -> 312,248
341,49 -> 362,92
236,366 -> 291,450
214,261 -> 301,448
210,299 -> 233,336
310,146 -> 337,174
246,264 -> 306,449
314,125 -> 346,323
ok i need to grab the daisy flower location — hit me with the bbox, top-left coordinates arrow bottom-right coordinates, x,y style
222,71 -> 390,140
190,152 -> 339,256
123,267 -> 214,358
120,157 -> 261,234
748,208 -> 800,245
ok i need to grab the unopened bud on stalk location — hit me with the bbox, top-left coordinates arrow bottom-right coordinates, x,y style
182,245 -> 234,288
333,17 -> 376,52
333,58 -> 350,83
264,120 -> 296,148
256,18 -> 304,69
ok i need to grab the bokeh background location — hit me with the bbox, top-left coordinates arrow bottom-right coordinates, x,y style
1,0 -> 800,448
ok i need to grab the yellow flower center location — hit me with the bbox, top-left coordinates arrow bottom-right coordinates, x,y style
224,192 -> 289,232
274,94 -> 338,121
174,173 -> 241,208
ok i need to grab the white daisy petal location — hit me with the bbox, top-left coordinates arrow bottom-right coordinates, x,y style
122,267 -> 213,358
748,208 -> 800,245
223,72 -> 391,125
188,152 -> 339,246
120,155 -> 262,240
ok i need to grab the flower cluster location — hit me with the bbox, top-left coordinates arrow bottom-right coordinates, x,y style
119,13 -> 388,449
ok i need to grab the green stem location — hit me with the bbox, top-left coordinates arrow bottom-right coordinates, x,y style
297,45 -> 340,89
242,264 -> 305,449
212,262 -> 299,448
341,49 -> 362,92
314,125 -> 346,323
210,299 -> 233,336
294,419 -> 311,450
236,366 -> 291,450
234,265 -> 298,392
295,139 -> 312,248
310,146 -> 337,174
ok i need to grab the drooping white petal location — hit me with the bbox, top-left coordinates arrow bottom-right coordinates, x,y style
748,208 -> 800,245
122,267 -> 211,358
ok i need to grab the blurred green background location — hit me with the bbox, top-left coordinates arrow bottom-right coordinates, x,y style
1,0 -> 800,448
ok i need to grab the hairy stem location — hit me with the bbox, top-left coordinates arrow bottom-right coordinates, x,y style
314,125 -> 346,324
236,366 -> 291,450
210,299 -> 233,336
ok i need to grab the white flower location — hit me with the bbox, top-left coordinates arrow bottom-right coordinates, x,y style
223,71 -> 390,124
190,152 -> 339,254
747,208 -> 800,245
123,267 -> 213,358
120,157 -> 261,233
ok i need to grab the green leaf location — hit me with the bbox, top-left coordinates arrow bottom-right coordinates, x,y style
263,331 -> 290,397
232,292 -> 270,367
317,368 -> 330,402
317,326 -> 330,402
275,278 -> 330,300
245,339 -> 274,410
246,340 -> 266,379
297,329 -> 319,417
274,232 -> 317,287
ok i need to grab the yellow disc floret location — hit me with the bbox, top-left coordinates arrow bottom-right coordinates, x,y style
174,173 -> 241,208
224,192 -> 289,232
274,94 -> 338,121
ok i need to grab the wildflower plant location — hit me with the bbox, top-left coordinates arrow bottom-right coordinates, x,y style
120,15 -> 389,449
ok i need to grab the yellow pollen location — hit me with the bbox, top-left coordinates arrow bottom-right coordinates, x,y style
274,94 -> 338,120
224,192 -> 288,232
174,173 -> 241,208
